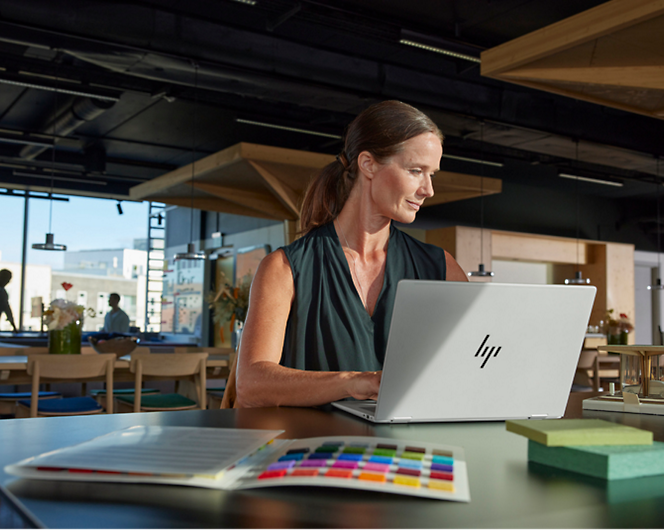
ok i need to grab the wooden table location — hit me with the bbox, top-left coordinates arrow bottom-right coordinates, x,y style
598,345 -> 664,396
0,354 -> 231,386
2,401 -> 664,528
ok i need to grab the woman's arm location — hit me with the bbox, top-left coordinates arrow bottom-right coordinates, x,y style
445,251 -> 469,281
235,249 -> 381,408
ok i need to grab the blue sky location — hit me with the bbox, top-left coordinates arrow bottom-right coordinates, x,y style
0,193 -> 149,269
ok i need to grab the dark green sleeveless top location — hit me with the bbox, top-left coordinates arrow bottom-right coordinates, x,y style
280,222 -> 447,372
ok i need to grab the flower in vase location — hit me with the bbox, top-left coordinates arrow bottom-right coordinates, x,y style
45,298 -> 95,330
208,271 -> 252,329
603,309 -> 634,336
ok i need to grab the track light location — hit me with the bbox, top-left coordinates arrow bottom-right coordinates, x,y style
443,153 -> 503,167
399,29 -> 482,63
559,173 -> 624,187
0,76 -> 119,102
400,40 -> 482,62
236,118 -> 342,139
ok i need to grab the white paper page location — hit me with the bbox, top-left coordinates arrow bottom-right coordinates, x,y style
9,426 -> 283,478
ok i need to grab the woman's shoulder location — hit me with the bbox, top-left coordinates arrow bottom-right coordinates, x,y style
281,223 -> 332,256
391,225 -> 447,258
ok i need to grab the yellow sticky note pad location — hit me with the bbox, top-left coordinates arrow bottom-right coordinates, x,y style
506,419 -> 653,446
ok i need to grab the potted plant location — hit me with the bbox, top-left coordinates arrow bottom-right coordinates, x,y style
208,272 -> 252,350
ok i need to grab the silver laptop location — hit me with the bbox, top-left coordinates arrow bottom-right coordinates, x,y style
332,280 -> 596,423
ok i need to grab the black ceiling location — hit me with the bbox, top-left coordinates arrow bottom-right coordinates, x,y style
0,0 -> 662,248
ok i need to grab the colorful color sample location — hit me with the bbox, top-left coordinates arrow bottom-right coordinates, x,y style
252,436 -> 463,500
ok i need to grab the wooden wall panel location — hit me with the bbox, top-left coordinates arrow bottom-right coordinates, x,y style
426,226 -> 492,282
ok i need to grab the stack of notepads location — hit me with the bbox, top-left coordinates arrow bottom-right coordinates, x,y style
506,419 -> 664,480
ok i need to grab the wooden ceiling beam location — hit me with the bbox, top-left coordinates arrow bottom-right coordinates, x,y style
481,0 -> 664,77
248,160 -> 301,218
148,195 -> 282,220
191,181 -> 297,220
502,66 -> 664,90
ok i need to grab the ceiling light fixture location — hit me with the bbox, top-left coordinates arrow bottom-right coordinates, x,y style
468,122 -> 494,279
0,77 -> 119,102
236,118 -> 342,139
175,63 -> 205,261
399,39 -> 482,63
559,173 -> 624,187
565,140 -> 590,285
230,0 -> 257,5
648,157 -> 663,291
442,153 -> 503,167
32,65 -> 67,252
399,29 -> 482,64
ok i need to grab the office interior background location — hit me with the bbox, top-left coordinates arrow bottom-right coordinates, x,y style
0,0 -> 662,347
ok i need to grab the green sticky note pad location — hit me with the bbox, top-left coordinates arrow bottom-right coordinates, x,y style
506,419 -> 653,446
528,440 -> 664,480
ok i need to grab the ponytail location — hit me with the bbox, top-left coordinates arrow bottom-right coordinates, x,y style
300,155 -> 355,233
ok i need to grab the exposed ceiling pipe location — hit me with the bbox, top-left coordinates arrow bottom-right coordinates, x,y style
19,97 -> 115,160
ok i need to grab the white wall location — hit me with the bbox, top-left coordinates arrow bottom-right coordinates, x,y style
634,250 -> 664,344
490,260 -> 551,285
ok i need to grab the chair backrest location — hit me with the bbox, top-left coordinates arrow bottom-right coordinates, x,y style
173,346 -> 235,354
129,352 -> 208,412
27,354 -> 116,417
0,347 -> 49,356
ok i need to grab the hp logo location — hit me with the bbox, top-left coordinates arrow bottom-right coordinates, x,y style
475,335 -> 501,368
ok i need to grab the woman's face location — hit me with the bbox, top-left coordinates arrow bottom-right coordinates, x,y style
366,132 -> 442,224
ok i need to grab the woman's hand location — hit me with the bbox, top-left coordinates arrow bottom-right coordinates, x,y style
346,371 -> 382,401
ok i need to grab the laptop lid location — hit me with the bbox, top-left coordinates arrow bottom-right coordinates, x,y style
365,280 -> 595,422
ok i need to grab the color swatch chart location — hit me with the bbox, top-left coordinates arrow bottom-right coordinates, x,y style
241,435 -> 470,502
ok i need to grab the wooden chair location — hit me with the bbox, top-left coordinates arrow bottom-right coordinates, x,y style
115,353 -> 208,413
0,347 -> 49,356
15,354 -> 116,418
0,390 -> 61,416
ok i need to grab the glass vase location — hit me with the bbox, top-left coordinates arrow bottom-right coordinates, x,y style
48,321 -> 82,354
607,330 -> 629,346
620,355 -> 641,394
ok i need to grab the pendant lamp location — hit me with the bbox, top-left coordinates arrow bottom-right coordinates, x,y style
33,67 -> 66,252
565,139 -> 590,285
648,157 -> 663,291
175,62 -> 205,261
468,121 -> 494,278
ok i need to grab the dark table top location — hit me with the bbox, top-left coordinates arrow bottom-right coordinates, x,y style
2,399 -> 664,528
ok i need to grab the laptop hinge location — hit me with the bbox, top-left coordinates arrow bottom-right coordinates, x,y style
528,414 -> 548,420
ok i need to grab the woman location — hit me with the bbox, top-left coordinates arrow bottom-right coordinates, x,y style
235,100 -> 467,408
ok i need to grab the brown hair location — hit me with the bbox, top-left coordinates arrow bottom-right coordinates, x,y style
299,100 -> 443,234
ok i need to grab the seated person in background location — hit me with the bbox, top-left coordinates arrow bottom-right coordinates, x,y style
102,293 -> 130,333
235,100 -> 467,408
0,269 -> 18,333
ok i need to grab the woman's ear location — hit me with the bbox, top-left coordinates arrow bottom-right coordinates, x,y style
357,151 -> 377,180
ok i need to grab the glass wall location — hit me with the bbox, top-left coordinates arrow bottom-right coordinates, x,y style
0,190 -> 149,333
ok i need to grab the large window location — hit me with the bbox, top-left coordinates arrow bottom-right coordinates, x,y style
0,191 -> 148,332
